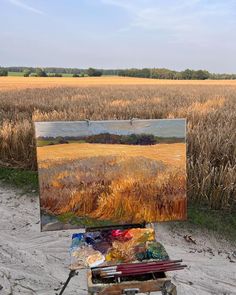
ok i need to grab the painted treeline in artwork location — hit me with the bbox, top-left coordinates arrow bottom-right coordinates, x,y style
34,119 -> 186,231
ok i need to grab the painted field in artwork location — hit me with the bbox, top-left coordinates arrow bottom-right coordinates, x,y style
37,141 -> 186,228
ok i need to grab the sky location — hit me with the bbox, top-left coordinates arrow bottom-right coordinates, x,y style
1,0 -> 236,72
35,119 -> 186,138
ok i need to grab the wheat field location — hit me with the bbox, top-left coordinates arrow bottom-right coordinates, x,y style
0,77 -> 235,211
1,76 -> 236,91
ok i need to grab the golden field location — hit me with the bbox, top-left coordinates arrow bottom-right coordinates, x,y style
37,142 -> 185,169
37,142 -> 186,224
0,77 -> 235,212
1,76 -> 236,91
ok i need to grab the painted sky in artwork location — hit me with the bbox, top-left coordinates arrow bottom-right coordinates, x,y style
35,119 -> 186,138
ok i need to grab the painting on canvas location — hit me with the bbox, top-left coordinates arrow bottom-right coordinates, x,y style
34,119 -> 187,231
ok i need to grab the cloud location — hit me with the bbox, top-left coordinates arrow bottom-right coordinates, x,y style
101,0 -> 236,42
101,0 -> 235,29
101,0 -> 135,10
7,0 -> 44,15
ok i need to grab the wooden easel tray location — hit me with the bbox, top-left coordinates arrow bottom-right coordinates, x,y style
87,270 -> 177,295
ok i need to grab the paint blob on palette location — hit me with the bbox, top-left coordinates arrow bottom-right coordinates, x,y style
34,119 -> 187,231
69,227 -> 169,270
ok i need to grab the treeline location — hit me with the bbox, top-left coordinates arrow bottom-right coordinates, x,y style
0,67 -> 115,77
1,66 -> 236,80
38,133 -> 185,146
118,68 -> 236,80
39,133 -> 157,145
2,66 -> 82,75
0,68 -> 8,76
85,133 -> 157,145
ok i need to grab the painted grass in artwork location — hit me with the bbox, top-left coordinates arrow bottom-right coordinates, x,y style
37,143 -> 186,224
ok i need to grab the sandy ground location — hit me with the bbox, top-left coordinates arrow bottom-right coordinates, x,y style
0,185 -> 235,295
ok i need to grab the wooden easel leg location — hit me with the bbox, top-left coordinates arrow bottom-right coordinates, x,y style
170,286 -> 177,295
161,281 -> 177,295
57,270 -> 78,295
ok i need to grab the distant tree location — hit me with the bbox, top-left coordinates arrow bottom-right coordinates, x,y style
47,73 -> 62,77
173,72 -> 182,80
70,69 -> 80,75
87,68 -> 102,77
30,73 -> 37,77
87,133 -> 121,144
137,134 -> 156,145
181,69 -> 194,80
23,69 -> 31,77
151,68 -> 176,79
56,137 -> 69,144
121,134 -> 157,145
192,70 -> 210,80
122,134 -> 139,145
138,68 -> 150,78
72,73 -> 80,77
0,69 -> 8,76
58,139 -> 69,144
35,68 -> 47,77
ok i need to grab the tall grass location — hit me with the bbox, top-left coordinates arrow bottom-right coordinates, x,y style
0,84 -> 235,210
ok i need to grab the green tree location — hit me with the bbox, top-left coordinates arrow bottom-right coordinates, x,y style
0,69 -> 8,76
35,68 -> 47,77
181,69 -> 194,80
23,69 -> 31,77
87,68 -> 102,77
54,73 -> 62,77
192,70 -> 210,80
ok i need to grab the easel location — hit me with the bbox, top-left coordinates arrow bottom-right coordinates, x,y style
57,223 -> 178,295
46,118 -> 186,295
57,223 -> 146,295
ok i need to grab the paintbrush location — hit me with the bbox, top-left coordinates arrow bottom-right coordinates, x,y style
96,261 -> 187,278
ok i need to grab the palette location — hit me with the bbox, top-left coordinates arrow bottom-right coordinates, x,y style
69,226 -> 170,270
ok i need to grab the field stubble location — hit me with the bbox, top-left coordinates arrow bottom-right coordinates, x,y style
0,79 -> 235,211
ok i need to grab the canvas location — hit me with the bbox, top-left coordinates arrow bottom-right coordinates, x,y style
34,119 -> 187,231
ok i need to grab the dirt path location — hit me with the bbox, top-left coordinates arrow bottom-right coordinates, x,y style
0,185 -> 235,295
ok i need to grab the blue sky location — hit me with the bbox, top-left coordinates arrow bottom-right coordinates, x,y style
1,0 -> 236,72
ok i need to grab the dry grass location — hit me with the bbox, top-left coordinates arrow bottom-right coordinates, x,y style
37,143 -> 186,223
0,78 -> 235,211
